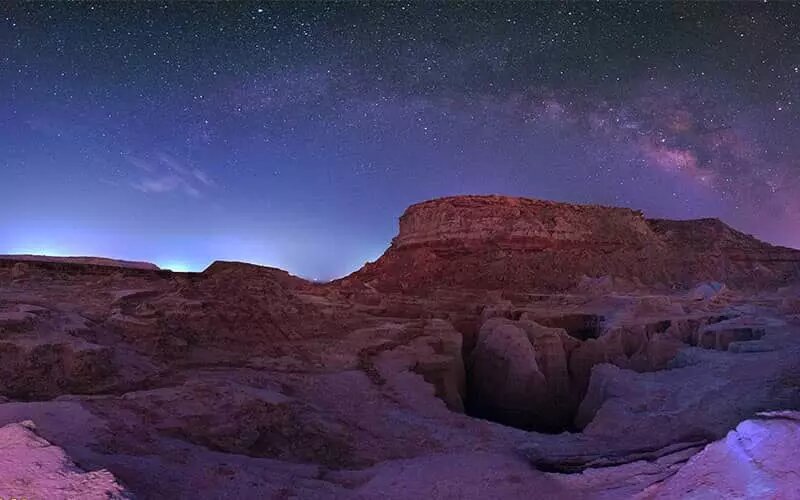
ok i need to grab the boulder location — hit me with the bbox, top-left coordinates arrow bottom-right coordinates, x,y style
343,195 -> 800,292
0,338 -> 116,398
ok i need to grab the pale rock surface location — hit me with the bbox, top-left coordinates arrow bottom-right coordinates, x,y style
0,420 -> 127,499
639,411 -> 800,499
688,281 -> 728,301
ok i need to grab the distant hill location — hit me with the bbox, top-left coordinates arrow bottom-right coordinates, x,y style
0,254 -> 160,270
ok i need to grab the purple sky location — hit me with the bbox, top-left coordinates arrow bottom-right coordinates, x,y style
2,2 -> 799,278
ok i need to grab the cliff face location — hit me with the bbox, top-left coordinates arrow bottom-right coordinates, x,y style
392,195 -> 658,250
345,195 -> 800,292
0,254 -> 160,271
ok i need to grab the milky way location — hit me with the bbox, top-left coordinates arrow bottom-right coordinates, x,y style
1,2 -> 799,277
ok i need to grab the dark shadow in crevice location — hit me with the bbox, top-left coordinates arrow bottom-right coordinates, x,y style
534,314 -> 606,341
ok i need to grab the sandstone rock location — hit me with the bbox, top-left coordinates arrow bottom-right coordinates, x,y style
113,378 -> 364,468
353,452 -> 569,499
0,420 -> 127,499
697,323 -> 765,351
0,338 -> 116,398
639,412 -> 800,499
469,305 -> 765,434
688,281 -> 727,301
409,320 -> 466,412
342,195 -> 800,293
478,300 -> 514,324
575,343 -> 800,449
629,296 -> 686,316
0,310 -> 37,333
372,319 -> 467,412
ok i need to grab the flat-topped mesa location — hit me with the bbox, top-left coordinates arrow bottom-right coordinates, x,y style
392,195 -> 659,251
0,254 -> 160,270
344,195 -> 800,293
0,254 -> 169,279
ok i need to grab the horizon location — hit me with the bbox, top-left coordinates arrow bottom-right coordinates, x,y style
3,2 -> 799,277
3,192 -> 798,278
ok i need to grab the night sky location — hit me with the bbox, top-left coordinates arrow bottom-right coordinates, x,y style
2,2 -> 799,279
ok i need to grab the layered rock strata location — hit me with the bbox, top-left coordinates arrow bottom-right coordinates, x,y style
344,195 -> 800,292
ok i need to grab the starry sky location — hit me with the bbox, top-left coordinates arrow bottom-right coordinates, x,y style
2,2 -> 799,278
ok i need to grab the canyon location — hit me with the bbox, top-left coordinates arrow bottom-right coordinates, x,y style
1,195 -> 800,499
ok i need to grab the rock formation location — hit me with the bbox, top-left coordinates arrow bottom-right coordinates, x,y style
343,195 -> 800,292
469,318 -> 580,431
0,254 -> 160,270
0,421 -> 127,499
639,411 -> 800,498
0,195 -> 799,498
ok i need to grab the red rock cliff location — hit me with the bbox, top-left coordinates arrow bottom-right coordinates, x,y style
344,195 -> 800,292
392,195 -> 659,250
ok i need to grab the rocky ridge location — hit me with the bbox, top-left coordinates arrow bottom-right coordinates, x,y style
345,195 -> 800,292
0,254 -> 160,270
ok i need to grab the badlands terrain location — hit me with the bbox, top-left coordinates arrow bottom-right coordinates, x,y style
1,195 -> 800,499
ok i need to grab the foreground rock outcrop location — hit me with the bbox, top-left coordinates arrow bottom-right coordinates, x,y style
0,195 -> 799,498
640,411 -> 800,498
0,421 -> 127,499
